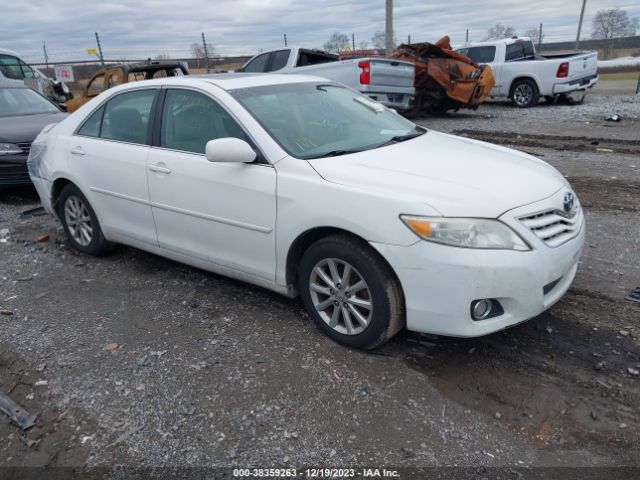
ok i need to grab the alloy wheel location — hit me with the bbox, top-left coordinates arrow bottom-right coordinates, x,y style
309,258 -> 373,335
513,83 -> 534,106
64,195 -> 93,247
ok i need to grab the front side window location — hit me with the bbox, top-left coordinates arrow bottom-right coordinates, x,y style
86,74 -> 105,97
243,53 -> 270,73
0,55 -> 23,80
161,89 -> 249,154
100,90 -> 156,144
459,46 -> 496,63
231,82 -> 423,159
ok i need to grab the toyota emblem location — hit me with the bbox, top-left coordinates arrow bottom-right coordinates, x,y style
563,192 -> 575,213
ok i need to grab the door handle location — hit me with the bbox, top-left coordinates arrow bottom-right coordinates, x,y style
70,146 -> 85,156
148,164 -> 172,174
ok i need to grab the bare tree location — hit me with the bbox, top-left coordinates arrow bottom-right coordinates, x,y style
154,54 -> 171,60
190,42 -> 215,68
524,28 -> 544,44
358,40 -> 369,51
484,23 -> 517,41
323,32 -> 350,53
371,31 -> 396,54
591,8 -> 638,39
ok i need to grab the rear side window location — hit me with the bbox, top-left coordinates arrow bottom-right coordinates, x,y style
77,106 -> 104,137
269,50 -> 290,71
296,51 -> 337,67
506,41 -> 534,61
243,53 -> 270,72
76,90 -> 156,144
101,90 -> 156,144
160,89 -> 249,154
463,46 -> 496,63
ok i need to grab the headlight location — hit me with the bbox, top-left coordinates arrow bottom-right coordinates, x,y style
400,215 -> 531,251
0,143 -> 23,155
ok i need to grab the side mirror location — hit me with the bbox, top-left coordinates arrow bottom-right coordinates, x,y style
205,138 -> 257,163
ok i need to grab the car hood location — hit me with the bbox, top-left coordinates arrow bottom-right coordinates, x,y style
307,130 -> 568,217
0,112 -> 67,143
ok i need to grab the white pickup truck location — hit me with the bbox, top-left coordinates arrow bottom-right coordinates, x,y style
238,47 -> 415,110
456,38 -> 598,107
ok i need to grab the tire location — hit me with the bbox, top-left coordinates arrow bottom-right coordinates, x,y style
298,234 -> 404,350
57,183 -> 113,256
510,79 -> 539,108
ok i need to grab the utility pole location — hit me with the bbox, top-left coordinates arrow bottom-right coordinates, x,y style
201,32 -> 210,73
352,33 -> 355,51
576,0 -> 587,50
538,23 -> 543,50
407,34 -> 411,44
466,29 -> 469,42
284,33 -> 287,47
385,0 -> 393,57
94,32 -> 104,65
42,42 -> 49,76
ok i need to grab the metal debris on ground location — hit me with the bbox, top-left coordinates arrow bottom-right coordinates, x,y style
0,391 -> 37,430
625,288 -> 640,303
19,206 -> 47,219
605,114 -> 622,122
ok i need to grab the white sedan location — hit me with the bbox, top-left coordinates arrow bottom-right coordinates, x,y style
27,74 -> 585,349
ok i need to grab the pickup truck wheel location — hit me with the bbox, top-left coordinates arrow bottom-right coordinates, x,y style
510,79 -> 539,108
298,234 -> 404,350
57,183 -> 113,256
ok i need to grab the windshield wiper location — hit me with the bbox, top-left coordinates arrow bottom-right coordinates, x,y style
304,149 -> 364,159
375,128 -> 426,148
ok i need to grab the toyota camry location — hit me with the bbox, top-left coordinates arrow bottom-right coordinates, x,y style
27,74 -> 585,349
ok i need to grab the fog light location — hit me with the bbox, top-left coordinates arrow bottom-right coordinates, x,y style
472,299 -> 492,319
470,299 -> 504,321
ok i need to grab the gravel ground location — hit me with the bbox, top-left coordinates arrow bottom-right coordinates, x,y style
1,85 -> 639,476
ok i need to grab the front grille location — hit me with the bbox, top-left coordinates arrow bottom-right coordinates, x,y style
519,206 -> 583,248
16,142 -> 32,155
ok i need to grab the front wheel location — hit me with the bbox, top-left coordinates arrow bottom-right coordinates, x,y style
298,234 -> 404,349
57,183 -> 113,255
510,79 -> 539,108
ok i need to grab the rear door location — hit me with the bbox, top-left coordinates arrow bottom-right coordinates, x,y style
146,87 -> 277,281
68,88 -> 158,245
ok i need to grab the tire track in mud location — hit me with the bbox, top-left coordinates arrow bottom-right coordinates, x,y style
453,129 -> 640,156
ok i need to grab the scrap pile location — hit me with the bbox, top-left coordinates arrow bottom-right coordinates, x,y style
392,36 -> 496,116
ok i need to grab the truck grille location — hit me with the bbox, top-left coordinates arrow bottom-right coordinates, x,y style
519,207 -> 583,248
17,142 -> 32,155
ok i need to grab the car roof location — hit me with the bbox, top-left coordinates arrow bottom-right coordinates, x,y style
461,37 -> 532,47
0,47 -> 20,56
108,73 -> 328,92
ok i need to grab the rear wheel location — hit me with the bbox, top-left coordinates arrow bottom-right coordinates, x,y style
57,183 -> 112,255
298,234 -> 404,349
510,79 -> 539,108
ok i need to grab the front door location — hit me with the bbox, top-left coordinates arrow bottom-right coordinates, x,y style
146,88 -> 277,281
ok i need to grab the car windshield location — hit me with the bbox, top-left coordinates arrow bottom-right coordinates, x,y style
0,87 -> 60,117
230,82 -> 425,159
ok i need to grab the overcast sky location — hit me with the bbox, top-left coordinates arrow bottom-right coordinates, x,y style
2,0 -> 639,63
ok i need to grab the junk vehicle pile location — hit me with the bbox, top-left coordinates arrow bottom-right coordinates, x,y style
391,36 -> 496,116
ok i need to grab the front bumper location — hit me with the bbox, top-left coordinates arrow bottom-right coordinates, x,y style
372,193 -> 586,337
552,74 -> 598,95
0,154 -> 32,186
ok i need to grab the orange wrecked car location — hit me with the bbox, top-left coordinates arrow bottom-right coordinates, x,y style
65,61 -> 189,112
